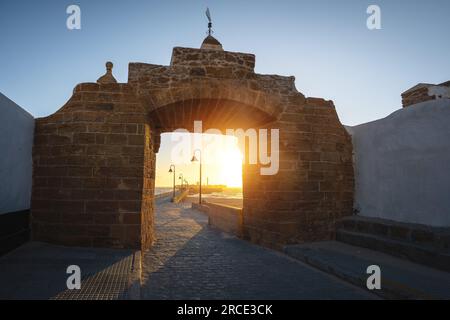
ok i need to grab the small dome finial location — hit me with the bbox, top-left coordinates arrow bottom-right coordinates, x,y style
201,35 -> 223,50
106,61 -> 113,72
206,7 -> 212,36
201,8 -> 223,50
97,61 -> 117,84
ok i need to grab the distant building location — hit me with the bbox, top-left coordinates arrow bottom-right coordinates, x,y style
401,81 -> 450,107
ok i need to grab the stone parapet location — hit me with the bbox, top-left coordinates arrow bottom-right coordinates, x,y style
193,202 -> 244,238
171,47 -> 255,71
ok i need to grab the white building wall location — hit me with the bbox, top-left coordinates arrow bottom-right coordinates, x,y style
0,93 -> 34,214
348,99 -> 450,227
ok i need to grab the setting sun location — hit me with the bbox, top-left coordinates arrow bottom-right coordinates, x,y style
216,146 -> 243,188
155,133 -> 243,188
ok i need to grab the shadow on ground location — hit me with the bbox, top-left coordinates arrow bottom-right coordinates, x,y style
0,242 -> 137,300
141,201 -> 375,300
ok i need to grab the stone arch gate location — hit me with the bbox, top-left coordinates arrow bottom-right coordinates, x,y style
31,43 -> 354,250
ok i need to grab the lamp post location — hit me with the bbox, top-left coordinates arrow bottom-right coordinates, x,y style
191,149 -> 202,204
168,165 -> 176,201
179,173 -> 184,189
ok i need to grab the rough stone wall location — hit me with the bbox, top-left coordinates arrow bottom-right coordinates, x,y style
402,87 -> 436,108
170,47 -> 255,75
31,83 -> 153,248
242,98 -> 353,248
128,47 -> 354,249
402,83 -> 450,108
31,46 -> 354,250
141,124 -> 156,248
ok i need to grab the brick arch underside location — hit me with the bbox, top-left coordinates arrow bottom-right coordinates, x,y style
143,82 -> 355,248
149,98 -> 276,132
31,81 -> 354,250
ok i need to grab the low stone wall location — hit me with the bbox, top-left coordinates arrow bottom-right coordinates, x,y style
192,202 -> 243,238
154,191 -> 172,200
155,190 -> 188,202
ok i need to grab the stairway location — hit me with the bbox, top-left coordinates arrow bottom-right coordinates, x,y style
335,216 -> 450,272
284,241 -> 450,299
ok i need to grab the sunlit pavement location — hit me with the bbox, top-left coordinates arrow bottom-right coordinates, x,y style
141,199 -> 376,300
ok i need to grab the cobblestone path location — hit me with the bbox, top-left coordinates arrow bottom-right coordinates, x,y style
141,200 -> 375,299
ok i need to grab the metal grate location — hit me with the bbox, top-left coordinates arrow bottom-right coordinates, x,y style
52,255 -> 134,300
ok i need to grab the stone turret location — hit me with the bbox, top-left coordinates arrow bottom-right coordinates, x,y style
200,35 -> 223,51
97,61 -> 117,84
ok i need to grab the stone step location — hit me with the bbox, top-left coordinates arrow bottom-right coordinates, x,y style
336,216 -> 450,251
336,229 -> 450,273
284,241 -> 450,300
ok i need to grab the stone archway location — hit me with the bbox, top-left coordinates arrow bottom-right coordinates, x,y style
31,41 -> 354,250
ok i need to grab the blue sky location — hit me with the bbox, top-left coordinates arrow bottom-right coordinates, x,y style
1,0 -> 449,126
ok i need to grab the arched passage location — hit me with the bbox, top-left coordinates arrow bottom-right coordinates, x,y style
146,96 -> 278,244
30,44 -> 354,250
148,98 -> 276,132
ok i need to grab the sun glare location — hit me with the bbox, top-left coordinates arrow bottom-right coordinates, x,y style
156,133 -> 244,188
217,147 -> 243,188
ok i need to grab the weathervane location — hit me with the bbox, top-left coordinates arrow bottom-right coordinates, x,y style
205,7 -> 213,36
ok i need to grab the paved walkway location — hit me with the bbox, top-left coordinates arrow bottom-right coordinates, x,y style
141,200 -> 376,299
0,242 -> 139,300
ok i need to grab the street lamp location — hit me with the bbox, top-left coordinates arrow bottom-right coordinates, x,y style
168,164 -> 176,200
179,173 -> 184,189
191,149 -> 202,204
